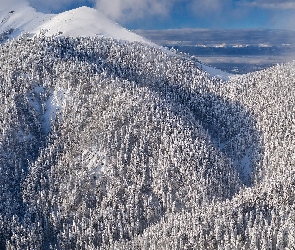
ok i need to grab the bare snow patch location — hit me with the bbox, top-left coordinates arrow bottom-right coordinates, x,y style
28,86 -> 67,134
196,61 -> 233,81
42,88 -> 68,134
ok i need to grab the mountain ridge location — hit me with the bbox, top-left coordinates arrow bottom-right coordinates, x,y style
0,2 -> 231,79
0,3 -> 152,45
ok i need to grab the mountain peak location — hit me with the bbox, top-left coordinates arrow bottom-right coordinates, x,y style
33,6 -> 151,43
0,2 -> 151,45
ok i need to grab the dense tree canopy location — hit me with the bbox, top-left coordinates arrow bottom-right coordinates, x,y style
0,35 -> 294,249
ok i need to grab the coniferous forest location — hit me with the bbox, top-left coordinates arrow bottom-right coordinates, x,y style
0,35 -> 294,249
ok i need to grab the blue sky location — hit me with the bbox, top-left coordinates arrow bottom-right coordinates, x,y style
27,0 -> 295,30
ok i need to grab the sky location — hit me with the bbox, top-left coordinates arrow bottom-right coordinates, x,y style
24,0 -> 295,30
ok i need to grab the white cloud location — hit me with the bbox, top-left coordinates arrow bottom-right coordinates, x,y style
94,0 -> 243,24
241,0 -> 295,29
4,0 -> 295,29
95,0 -> 176,22
243,0 -> 295,9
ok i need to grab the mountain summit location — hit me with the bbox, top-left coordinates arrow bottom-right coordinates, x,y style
0,1 -> 229,78
0,2 -> 151,44
32,6 -> 152,43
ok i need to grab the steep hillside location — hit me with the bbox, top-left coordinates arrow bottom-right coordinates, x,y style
0,33 -> 294,249
0,34 -> 270,249
118,62 -> 295,250
0,3 -> 295,249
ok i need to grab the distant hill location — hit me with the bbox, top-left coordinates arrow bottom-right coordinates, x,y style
134,28 -> 295,47
134,29 -> 295,74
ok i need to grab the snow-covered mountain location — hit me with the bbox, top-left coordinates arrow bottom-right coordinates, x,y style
33,7 -> 152,43
1,33 -> 294,250
0,2 -> 152,45
0,1 -> 230,79
0,0 -> 53,38
1,1 -> 294,250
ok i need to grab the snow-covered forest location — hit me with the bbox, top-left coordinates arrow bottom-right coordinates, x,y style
0,34 -> 294,249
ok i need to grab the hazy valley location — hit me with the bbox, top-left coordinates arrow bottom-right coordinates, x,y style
135,29 -> 295,74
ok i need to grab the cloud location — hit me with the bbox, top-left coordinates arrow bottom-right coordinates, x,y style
5,0 -> 295,30
95,0 -> 245,26
243,0 -> 295,9
241,0 -> 295,30
95,0 -> 177,22
94,0 -> 240,26
186,0 -> 250,27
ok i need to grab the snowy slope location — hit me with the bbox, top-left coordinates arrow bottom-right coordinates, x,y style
195,61 -> 232,80
33,7 -> 152,44
0,0 -> 53,37
0,2 -> 153,45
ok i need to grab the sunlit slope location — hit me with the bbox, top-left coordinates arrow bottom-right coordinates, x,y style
0,3 -> 152,45
0,35 -> 276,249
33,6 -> 152,43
